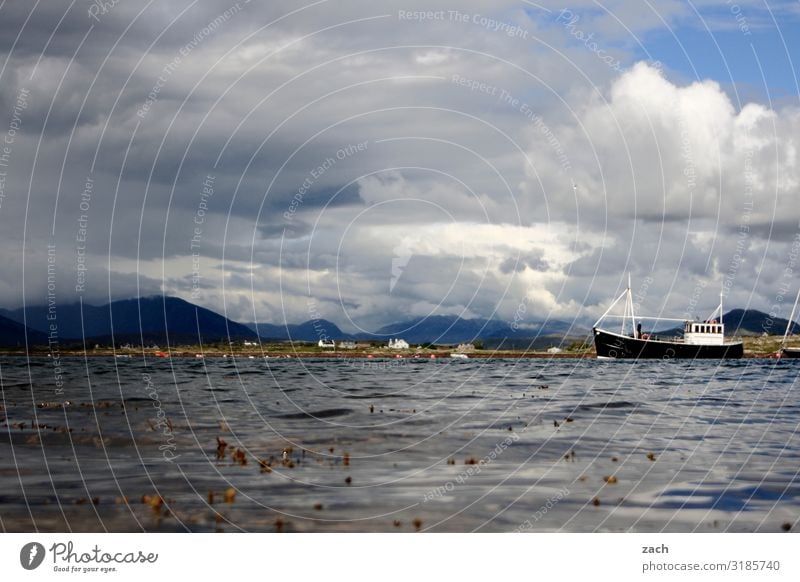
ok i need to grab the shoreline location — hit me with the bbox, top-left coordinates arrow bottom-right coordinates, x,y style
0,349 -> 783,359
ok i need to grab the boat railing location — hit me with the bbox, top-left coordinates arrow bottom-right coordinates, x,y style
639,333 -> 682,342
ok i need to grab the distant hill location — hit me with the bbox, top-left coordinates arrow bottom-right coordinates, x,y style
0,314 -> 48,347
723,309 -> 799,336
378,315 -> 587,344
374,315 -> 584,344
245,314 -> 585,344
653,309 -> 799,337
244,319 -> 351,342
0,296 -> 257,345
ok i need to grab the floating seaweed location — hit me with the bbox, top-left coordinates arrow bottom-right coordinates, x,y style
142,494 -> 164,511
216,437 -> 228,460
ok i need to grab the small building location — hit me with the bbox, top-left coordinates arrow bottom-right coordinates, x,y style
339,341 -> 357,350
318,339 -> 336,349
243,340 -> 257,346
455,343 -> 476,352
547,347 -> 563,354
388,338 -> 410,350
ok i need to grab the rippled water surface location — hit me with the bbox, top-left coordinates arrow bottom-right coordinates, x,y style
1,356 -> 798,532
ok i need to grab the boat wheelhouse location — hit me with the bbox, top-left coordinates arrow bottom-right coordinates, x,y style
592,277 -> 743,360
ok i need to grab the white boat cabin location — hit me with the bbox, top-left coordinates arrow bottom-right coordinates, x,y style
684,321 -> 725,345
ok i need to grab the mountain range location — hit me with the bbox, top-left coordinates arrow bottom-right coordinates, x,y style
0,296 -> 256,345
0,314 -> 49,347
0,296 -> 797,347
656,309 -> 799,338
245,315 -> 583,344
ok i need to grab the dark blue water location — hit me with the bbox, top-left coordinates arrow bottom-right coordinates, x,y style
1,356 -> 798,532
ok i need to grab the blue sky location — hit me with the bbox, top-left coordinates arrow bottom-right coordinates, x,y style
639,11 -> 800,105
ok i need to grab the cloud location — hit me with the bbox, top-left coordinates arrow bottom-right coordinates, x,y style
541,63 -> 798,316
0,1 -> 798,328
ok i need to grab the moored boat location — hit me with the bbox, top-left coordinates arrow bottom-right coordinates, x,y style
592,277 -> 743,360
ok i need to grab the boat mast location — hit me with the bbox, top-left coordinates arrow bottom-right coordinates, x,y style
628,273 -> 636,336
782,286 -> 800,347
593,287 -> 630,329
621,284 -> 628,335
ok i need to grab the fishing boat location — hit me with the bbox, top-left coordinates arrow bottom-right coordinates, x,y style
592,277 -> 743,360
779,286 -> 800,358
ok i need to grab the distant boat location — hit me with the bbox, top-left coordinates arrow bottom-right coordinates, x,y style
592,276 -> 743,360
450,353 -> 469,359
779,286 -> 800,359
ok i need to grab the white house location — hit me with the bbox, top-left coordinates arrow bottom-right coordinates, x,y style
388,338 -> 410,349
318,339 -> 336,348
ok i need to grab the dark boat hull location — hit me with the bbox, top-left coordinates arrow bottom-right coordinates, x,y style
781,347 -> 800,359
593,328 -> 744,359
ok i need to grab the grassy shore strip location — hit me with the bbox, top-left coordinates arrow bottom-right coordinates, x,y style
1,336 -> 797,358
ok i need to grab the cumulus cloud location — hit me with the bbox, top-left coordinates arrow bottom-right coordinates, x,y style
526,62 -> 799,321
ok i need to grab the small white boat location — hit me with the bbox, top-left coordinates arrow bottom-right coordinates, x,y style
450,353 -> 469,359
